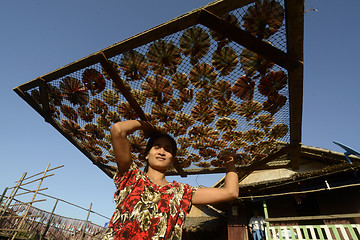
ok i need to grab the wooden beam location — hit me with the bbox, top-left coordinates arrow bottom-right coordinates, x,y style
198,9 -> 302,71
286,0 -> 304,170
98,52 -> 148,121
38,78 -> 51,123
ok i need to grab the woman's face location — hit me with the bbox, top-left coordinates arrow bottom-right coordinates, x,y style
146,137 -> 174,172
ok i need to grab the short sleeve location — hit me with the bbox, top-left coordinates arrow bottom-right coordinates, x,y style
182,184 -> 198,213
113,161 -> 142,190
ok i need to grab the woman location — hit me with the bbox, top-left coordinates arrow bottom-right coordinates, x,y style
101,120 -> 239,239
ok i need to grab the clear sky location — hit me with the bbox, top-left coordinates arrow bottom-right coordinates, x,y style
1,0 -> 359,227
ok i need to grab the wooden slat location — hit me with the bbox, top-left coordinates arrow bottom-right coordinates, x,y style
286,0 -> 305,170
314,225 -> 325,240
198,9 -> 301,71
294,226 -> 304,240
322,225 -> 332,239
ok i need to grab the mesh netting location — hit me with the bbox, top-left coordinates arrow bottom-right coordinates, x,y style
25,0 -> 290,174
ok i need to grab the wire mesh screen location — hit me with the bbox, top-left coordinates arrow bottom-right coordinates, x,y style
23,0 -> 291,175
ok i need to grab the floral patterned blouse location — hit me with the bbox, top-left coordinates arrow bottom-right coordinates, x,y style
101,162 -> 197,240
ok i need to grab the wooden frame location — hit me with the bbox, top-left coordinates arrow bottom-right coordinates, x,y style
14,0 -> 304,177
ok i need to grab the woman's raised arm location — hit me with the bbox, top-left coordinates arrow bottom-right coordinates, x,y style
192,157 -> 239,205
110,120 -> 153,176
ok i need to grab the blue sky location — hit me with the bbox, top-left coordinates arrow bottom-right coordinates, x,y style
1,0 -> 359,226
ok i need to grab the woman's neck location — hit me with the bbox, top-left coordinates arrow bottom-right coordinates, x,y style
146,167 -> 168,186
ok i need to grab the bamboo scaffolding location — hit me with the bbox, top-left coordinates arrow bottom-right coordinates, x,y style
15,188 -> 48,197
11,164 -> 50,240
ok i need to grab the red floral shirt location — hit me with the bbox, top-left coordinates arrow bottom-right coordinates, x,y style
101,162 -> 197,240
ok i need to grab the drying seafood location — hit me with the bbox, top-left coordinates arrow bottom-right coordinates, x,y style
237,100 -> 263,121
211,80 -> 232,101
263,94 -> 287,115
47,85 -> 63,106
189,125 -> 219,142
146,40 -> 182,76
191,104 -> 215,125
106,111 -> 121,123
188,153 -> 202,163
195,162 -> 211,168
258,70 -> 287,97
215,117 -> 238,132
59,77 -> 89,106
199,148 -> 217,159
96,115 -> 111,131
195,89 -> 213,106
60,105 -> 78,122
179,26 -> 210,65
84,123 -> 105,140
117,102 -> 138,120
127,135 -> 146,154
169,98 -> 184,111
254,114 -> 274,128
82,68 -> 106,95
211,46 -> 239,76
178,88 -> 194,103
61,119 -> 86,140
240,48 -> 274,76
119,50 -> 148,81
214,99 -> 238,117
151,104 -> 175,122
78,106 -> 95,122
269,123 -> 288,139
89,98 -> 108,115
131,89 -> 146,106
189,63 -> 217,89
243,0 -> 284,39
102,89 -> 119,106
141,75 -> 173,104
232,75 -> 255,101
163,121 -> 186,136
242,129 -> 265,142
222,130 -> 242,142
177,137 -> 192,149
171,73 -> 190,90
175,112 -> 195,129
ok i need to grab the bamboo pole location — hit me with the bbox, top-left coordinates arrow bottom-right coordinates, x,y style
0,187 -> 8,206
40,199 -> 58,240
15,188 -> 48,197
11,164 -> 51,240
0,172 -> 27,219
21,165 -> 63,182
80,203 -> 92,240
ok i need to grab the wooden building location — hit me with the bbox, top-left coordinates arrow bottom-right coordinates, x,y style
211,144 -> 360,239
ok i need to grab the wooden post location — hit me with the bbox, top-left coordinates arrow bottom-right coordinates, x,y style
227,203 -> 249,240
80,202 -> 92,240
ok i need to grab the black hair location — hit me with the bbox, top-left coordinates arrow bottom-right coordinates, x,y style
143,133 -> 177,173
145,132 -> 177,157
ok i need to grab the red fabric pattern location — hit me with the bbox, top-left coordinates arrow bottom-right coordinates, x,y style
101,162 -> 197,240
